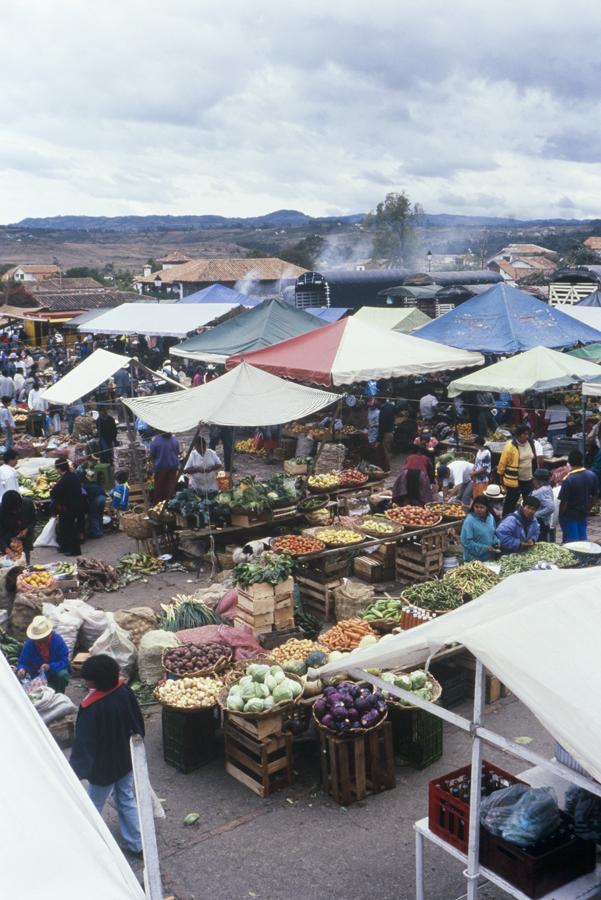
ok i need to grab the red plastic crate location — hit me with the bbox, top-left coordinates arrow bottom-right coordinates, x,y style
428,760 -> 525,853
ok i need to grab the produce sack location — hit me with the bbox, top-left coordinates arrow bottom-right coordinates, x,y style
33,517 -> 59,549
334,578 -> 374,622
176,624 -> 263,661
565,786 -> 601,842
113,607 -> 157,647
42,602 -> 82,659
137,629 -> 179,685
31,684 -> 77,725
501,787 -> 561,847
10,588 -> 62,640
217,588 -> 237,618
61,598 -> 110,649
90,615 -> 137,676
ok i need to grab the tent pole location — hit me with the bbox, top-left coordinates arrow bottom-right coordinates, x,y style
133,358 -> 186,391
465,659 -> 485,900
582,391 -> 587,461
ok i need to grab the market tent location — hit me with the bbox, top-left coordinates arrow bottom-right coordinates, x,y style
176,283 -> 261,306
447,345 -> 601,397
582,379 -> 601,397
42,348 -> 132,405
317,567 -> 601,782
568,342 -> 601,362
414,283 -> 601,353
304,306 -> 349,322
576,288 -> 601,307
67,309 -> 107,327
226,316 -> 484,386
353,306 -> 431,333
555,304 -> 601,332
78,302 -> 239,337
170,297 -> 324,362
1,653 -> 145,899
123,361 -> 339,431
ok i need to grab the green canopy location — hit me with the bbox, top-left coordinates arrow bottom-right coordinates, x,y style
568,343 -> 601,362
170,296 -> 323,362
448,345 -> 601,397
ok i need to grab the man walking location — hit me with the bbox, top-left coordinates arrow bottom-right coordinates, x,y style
70,654 -> 145,857
558,449 -> 598,542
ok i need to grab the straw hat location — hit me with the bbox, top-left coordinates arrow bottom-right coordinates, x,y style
26,615 -> 52,641
483,484 -> 506,499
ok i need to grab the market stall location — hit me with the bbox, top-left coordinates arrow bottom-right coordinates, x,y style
352,306 -> 431,333
77,302 -> 240,337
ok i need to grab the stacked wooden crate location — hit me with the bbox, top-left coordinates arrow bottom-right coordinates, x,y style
395,528 -> 449,585
352,540 -> 397,584
234,577 -> 295,636
294,556 -> 350,622
223,708 -> 293,797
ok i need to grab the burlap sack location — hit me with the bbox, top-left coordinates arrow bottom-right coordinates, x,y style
113,607 -> 157,647
314,442 -> 346,475
333,578 -> 375,621
138,629 -> 180,685
9,588 -> 62,640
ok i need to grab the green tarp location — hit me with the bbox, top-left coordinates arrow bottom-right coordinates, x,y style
568,343 -> 601,362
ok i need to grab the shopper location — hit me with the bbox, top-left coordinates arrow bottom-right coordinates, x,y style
495,495 -> 541,553
377,398 -> 396,470
0,369 -> 15,401
96,408 -> 118,465
0,448 -> 20,501
16,615 -> 71,693
530,468 -> 555,542
0,397 -> 15,450
497,424 -> 538,515
558,449 -> 599,542
83,471 -> 107,539
110,470 -> 130,512
150,430 -> 180,502
460,497 -> 499,562
184,436 -> 221,493
70,654 -> 144,858
544,397 -> 570,450
50,458 -> 86,556
0,489 -> 35,562
483,483 -> 506,524
209,425 -> 234,472
419,392 -> 438,421
392,444 -> 434,505
472,436 -> 491,497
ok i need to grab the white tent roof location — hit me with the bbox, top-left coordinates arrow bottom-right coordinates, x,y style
582,380 -> 601,397
78,302 -> 238,337
447,344 -> 601,397
123,361 -> 339,431
353,306 -> 431,333
318,567 -> 601,782
42,348 -> 132,405
555,304 -> 601,332
1,652 -> 144,899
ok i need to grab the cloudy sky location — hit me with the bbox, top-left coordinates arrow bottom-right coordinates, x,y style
2,0 -> 601,222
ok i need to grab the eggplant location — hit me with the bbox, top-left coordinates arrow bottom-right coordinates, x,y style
314,697 -> 327,717
347,707 -> 358,719
360,710 -> 381,728
355,696 -> 372,713
375,700 -> 388,714
333,706 -> 348,720
323,686 -> 337,697
321,713 -> 334,729
328,692 -> 343,706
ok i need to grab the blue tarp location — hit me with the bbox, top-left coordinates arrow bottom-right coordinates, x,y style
304,307 -> 349,322
177,284 -> 261,306
576,289 -> 601,308
414,283 -> 601,354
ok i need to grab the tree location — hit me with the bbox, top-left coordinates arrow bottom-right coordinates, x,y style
364,191 -> 420,266
278,234 -> 325,270
561,243 -> 600,267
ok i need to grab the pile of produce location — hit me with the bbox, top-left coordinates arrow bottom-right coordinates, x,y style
286,422 -> 312,434
225,663 -> 303,713
357,516 -> 398,535
4,538 -> 23,560
129,680 -> 156,708
358,462 -> 386,478
304,508 -> 330,525
339,467 -> 368,486
287,456 -> 311,466
77,557 -> 121,592
149,500 -> 175,522
52,561 -> 76,577
456,423 -> 473,439
385,506 -> 441,527
321,618 -> 378,650
443,560 -> 500,598
313,683 -> 387,733
155,675 -> 223,710
402,580 -> 463,611
263,473 -> 302,508
216,476 -> 274,515
307,473 -> 341,491
270,639 -> 327,668
298,495 -> 329,512
361,597 -> 404,623
18,469 -> 59,500
158,595 -> 230,631
163,641 -> 231,676
113,607 -> 157,646
16,568 -> 56,592
427,502 -> 466,518
314,527 -> 363,546
499,542 -> 576,577
235,438 -> 265,456
307,426 -> 329,440
379,669 -> 437,705
0,629 -> 22,666
168,489 -> 231,527
233,551 -> 295,588
271,534 -> 325,556
118,553 -> 165,576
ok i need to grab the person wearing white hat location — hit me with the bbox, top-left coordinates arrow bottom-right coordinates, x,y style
15,615 -> 71,692
483,483 -> 506,524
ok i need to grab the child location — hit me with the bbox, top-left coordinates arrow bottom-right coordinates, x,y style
110,470 -> 130,513
531,468 -> 555,542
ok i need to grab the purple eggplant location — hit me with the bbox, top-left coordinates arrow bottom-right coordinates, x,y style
321,713 -> 334,729
375,700 -> 388,714
355,696 -> 372,713
323,686 -> 337,697
314,697 -> 327,717
346,707 -> 358,719
360,709 -> 381,728
333,706 -> 349,720
328,692 -> 343,706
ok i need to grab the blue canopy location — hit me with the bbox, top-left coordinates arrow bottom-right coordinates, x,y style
177,283 -> 261,306
414,283 -> 601,354
304,307 -> 349,322
576,289 -> 601,308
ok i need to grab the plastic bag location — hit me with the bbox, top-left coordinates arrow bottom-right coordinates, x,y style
42,602 -> 81,658
90,615 -> 137,676
137,629 -> 179,685
33,517 -> 59,549
31,684 -> 77,724
61,598 -> 110,649
480,784 -> 529,837
565,786 -> 601,842
502,787 -> 561,847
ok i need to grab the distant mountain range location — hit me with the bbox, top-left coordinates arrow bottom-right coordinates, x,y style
9,209 -> 599,232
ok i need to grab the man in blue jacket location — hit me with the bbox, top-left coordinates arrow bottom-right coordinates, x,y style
496,495 -> 541,553
70,654 -> 145,857
16,615 -> 71,692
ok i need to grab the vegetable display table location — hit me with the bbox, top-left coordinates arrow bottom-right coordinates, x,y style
414,818 -> 601,900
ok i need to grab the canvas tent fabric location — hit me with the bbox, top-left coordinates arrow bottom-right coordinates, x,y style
570,342 -> 601,362
447,345 -> 601,397
67,309 -> 107,327
226,316 -> 484,386
317,567 -> 601,783
123,361 -> 339,431
170,296 -> 324,362
1,652 -> 145,899
177,283 -> 261,306
353,306 -> 431,333
555,304 -> 601,333
414,283 -> 601,354
576,288 -> 601,307
42,348 -> 132,405
582,380 -> 601,397
304,306 -> 349,322
78,302 -> 239,337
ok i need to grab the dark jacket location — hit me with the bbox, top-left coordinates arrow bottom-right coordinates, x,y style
495,509 -> 540,553
0,495 -> 35,552
70,683 -> 145,786
97,414 -> 118,445
377,402 -> 396,440
51,470 -> 86,514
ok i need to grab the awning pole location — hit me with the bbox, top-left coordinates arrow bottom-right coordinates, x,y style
465,659 -> 485,900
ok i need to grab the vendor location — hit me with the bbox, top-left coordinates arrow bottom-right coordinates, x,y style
0,448 -> 20,501
0,490 -> 35,563
16,615 -> 71,693
184,436 -> 221,494
497,424 -> 538,516
392,443 -> 434,505
495,495 -> 541,553
460,497 -> 499,562
150,430 -> 180,502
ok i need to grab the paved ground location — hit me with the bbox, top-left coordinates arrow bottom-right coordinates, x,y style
27,449 -> 592,899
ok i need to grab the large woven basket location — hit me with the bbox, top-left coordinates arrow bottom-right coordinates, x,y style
384,673 -> 442,710
162,643 -> 232,679
312,704 -> 388,738
120,510 -> 154,540
218,672 -> 304,717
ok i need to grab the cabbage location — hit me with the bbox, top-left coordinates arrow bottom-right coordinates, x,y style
270,665 -> 283,676
264,674 -> 278,692
394,674 -> 412,692
272,683 -> 294,703
283,659 -> 307,676
227,694 -> 245,711
358,635 -> 378,648
244,698 -> 266,713
380,672 -> 396,684
273,670 -> 286,685
263,696 -> 275,710
255,683 -> 270,699
240,683 -> 258,701
239,675 -> 254,688
410,670 -> 427,690
328,651 -> 344,662
288,679 -> 302,698
229,684 -> 242,696
248,664 -> 270,683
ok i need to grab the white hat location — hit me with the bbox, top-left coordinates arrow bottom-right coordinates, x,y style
483,484 -> 506,499
26,615 -> 52,641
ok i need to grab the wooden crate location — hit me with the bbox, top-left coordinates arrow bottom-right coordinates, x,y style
296,574 -> 341,622
234,608 -> 274,628
71,652 -> 90,676
395,552 -> 442,585
353,555 -> 385,584
296,555 -> 350,583
273,607 -> 295,629
283,460 -> 308,475
373,541 -> 398,567
259,626 -> 306,650
318,722 -> 395,806
458,653 -> 511,704
230,511 -> 268,527
224,707 -> 284,741
224,721 -> 293,797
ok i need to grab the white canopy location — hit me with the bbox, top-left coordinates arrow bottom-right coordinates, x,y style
1,652 -> 144,899
123,361 -> 339,431
78,302 -> 239,337
555,304 -> 601,332
582,380 -> 601,397
42,348 -> 132,405
318,567 -> 601,782
353,306 -> 431,333
447,344 -> 601,397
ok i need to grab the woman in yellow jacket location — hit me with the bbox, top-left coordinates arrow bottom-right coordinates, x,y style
497,424 -> 538,515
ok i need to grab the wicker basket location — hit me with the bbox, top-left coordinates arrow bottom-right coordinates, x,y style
370,617 -> 402,634
312,704 -> 388,738
384,509 -> 442,530
218,672 -> 304,717
353,514 -> 404,538
220,655 -> 274,689
313,526 -> 365,548
153,676 -> 223,712
162,644 -> 232,679
120,510 -> 154,540
425,502 -> 466,521
399,590 -> 459,617
298,494 -> 330,513
384,674 -> 442,710
339,473 -> 369,489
